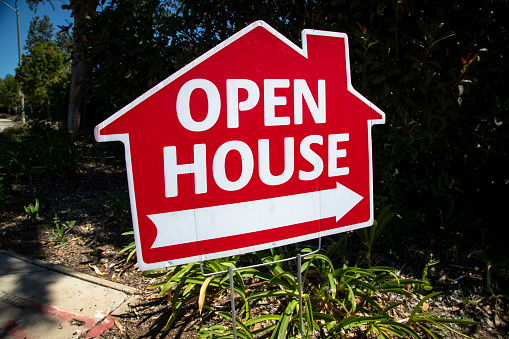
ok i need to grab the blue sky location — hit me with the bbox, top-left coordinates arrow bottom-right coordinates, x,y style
0,0 -> 72,79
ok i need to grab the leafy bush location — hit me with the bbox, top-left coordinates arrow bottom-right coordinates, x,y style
46,214 -> 76,246
24,198 -> 40,222
103,190 -> 131,231
0,120 -> 76,181
118,230 -> 136,263
0,177 -> 10,210
355,204 -> 395,266
145,247 -> 478,338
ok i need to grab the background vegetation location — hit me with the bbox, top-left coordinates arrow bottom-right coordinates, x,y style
1,0 -> 508,337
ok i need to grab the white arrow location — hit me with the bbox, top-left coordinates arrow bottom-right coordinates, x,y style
148,182 -> 363,249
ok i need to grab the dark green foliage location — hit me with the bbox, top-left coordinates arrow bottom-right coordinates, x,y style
0,121 -> 76,181
25,15 -> 55,49
16,15 -> 70,122
103,189 -> 131,231
24,3 -> 509,228
145,247 -> 478,338
0,75 -> 20,114
24,198 -> 40,222
355,205 -> 395,266
0,177 -> 11,210
46,214 -> 76,246
82,0 -> 182,124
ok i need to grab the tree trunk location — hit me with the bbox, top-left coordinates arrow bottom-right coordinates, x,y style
67,0 -> 99,133
67,55 -> 88,132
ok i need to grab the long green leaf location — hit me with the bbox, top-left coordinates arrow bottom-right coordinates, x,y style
247,289 -> 298,301
312,312 -> 336,322
410,292 -> 441,320
143,271 -> 169,279
346,283 -> 356,313
304,294 -> 318,333
327,272 -> 337,298
381,302 -> 403,315
117,241 -> 135,254
308,253 -> 335,271
372,323 -> 405,337
277,299 -> 299,339
161,265 -> 199,296
333,315 -> 386,332
244,314 -> 281,326
414,316 -> 479,325
378,320 -> 421,338
216,312 -> 254,339
356,290 -> 383,313
416,322 -> 440,339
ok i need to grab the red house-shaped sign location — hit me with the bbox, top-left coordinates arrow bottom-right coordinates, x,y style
95,21 -> 385,270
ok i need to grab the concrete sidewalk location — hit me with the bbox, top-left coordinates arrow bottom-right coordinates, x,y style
0,251 -> 140,338
0,118 -> 16,132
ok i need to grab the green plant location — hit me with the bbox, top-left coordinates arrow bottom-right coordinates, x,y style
141,241 -> 478,338
118,230 -> 136,263
419,252 -> 440,293
27,121 -> 76,173
469,246 -> 509,298
355,204 -> 395,266
297,255 -> 426,338
437,202 -> 483,249
46,214 -> 75,245
9,150 -> 34,181
24,198 -> 40,222
324,234 -> 349,265
143,256 -> 252,331
190,249 -> 478,338
0,177 -> 10,209
403,292 -> 480,338
103,190 -> 131,231
0,121 -> 76,182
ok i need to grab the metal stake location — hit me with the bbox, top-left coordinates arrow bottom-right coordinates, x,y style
297,253 -> 304,337
229,266 -> 238,339
199,238 -> 322,338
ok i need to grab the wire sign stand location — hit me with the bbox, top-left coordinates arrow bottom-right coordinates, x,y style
200,237 -> 322,338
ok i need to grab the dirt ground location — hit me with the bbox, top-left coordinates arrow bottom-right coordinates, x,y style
1,152 -> 508,338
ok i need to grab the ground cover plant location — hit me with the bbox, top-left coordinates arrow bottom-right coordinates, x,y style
45,214 -> 76,246
24,198 -> 40,223
143,230 -> 481,338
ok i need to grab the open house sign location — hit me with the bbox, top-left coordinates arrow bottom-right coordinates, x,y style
95,21 -> 385,270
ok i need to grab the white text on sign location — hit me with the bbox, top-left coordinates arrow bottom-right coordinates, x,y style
164,79 -> 348,198
176,79 -> 326,131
